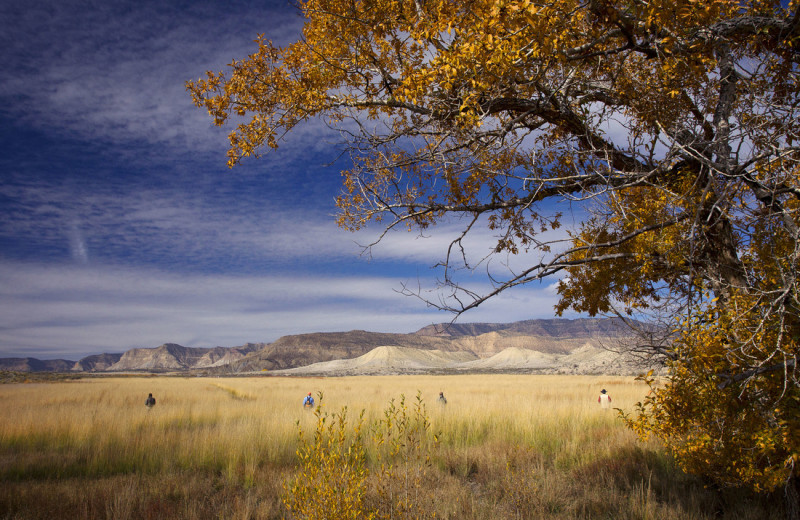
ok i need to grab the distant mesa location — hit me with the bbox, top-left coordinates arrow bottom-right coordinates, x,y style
0,357 -> 75,373
0,318 -> 655,376
414,318 -> 625,338
275,342 -> 644,376
72,353 -> 123,372
105,343 -> 261,372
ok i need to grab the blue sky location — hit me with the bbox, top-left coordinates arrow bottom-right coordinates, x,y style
0,0 -> 577,360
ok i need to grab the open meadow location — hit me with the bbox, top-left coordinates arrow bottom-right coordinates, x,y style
0,374 -> 784,519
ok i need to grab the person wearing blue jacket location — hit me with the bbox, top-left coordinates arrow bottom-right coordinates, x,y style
303,392 -> 315,408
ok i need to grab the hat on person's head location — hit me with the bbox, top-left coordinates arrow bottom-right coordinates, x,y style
601,389 -> 607,394
308,392 -> 312,396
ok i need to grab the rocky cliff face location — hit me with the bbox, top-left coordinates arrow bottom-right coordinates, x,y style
276,343 -> 650,376
72,353 -> 123,372
0,318 -> 645,374
445,332 -> 605,357
108,343 -> 259,372
229,318 -> 637,372
414,317 -> 630,338
230,330 -> 457,372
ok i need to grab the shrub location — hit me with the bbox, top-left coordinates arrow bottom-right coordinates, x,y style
283,393 -> 372,520
283,392 -> 439,519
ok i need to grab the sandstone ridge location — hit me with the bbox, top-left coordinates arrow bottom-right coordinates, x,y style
1,318 -> 648,375
275,342 -> 645,376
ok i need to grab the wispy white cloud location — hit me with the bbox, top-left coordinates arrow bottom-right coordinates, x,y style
67,221 -> 89,264
1,1 -> 305,153
0,261 -> 567,359
0,173 -> 362,269
354,213 -> 577,276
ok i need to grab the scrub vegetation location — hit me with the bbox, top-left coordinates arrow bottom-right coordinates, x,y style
0,375 -> 784,519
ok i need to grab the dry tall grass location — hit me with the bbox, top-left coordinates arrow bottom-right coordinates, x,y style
0,375 -> 784,519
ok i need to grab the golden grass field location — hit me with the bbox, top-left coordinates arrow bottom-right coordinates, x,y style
0,374 -> 784,519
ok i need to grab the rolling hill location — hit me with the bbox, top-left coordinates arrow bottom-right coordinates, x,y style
0,318 -> 654,375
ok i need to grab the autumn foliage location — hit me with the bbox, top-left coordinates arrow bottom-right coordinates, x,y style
188,0 -> 800,505
624,295 -> 800,494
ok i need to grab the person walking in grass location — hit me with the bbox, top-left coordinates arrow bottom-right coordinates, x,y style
598,389 -> 611,409
438,391 -> 447,405
303,392 -> 315,408
145,393 -> 156,409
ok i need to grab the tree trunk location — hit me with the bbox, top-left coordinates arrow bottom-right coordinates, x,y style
787,472 -> 800,520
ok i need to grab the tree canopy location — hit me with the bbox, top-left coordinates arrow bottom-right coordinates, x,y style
188,0 -> 800,505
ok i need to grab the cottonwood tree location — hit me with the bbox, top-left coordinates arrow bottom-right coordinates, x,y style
188,0 -> 800,512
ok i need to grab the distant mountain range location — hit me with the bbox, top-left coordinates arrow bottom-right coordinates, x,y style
0,318 -> 652,375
